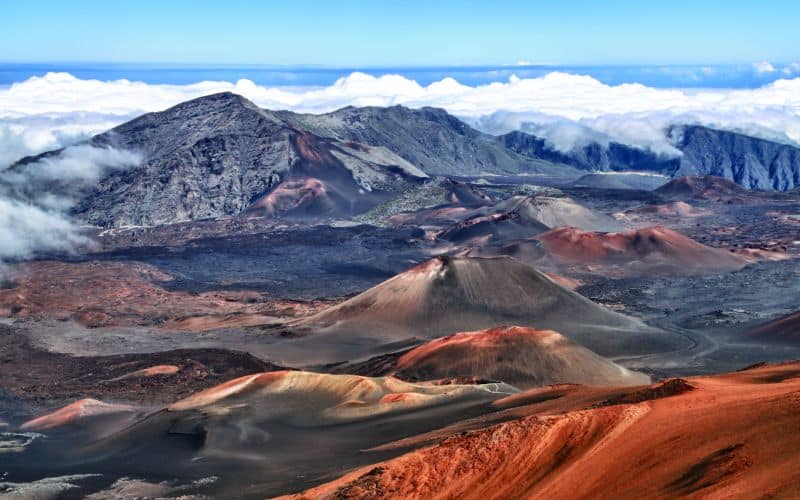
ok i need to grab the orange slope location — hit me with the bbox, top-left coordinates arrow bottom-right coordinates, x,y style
286,362 -> 800,499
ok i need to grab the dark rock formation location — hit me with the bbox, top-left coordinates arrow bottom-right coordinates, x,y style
672,125 -> 800,190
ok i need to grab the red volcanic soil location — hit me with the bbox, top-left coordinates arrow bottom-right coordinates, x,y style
535,226 -> 749,276
543,272 -> 582,290
655,175 -> 749,202
247,177 -> 331,216
20,398 -> 135,431
286,362 -> 800,499
392,326 -> 648,388
112,365 -> 181,381
0,260 -> 332,330
748,311 -> 800,343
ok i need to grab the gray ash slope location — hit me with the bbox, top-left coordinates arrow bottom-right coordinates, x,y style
503,125 -> 800,190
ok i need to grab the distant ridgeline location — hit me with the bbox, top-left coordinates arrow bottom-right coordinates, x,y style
9,92 -> 800,227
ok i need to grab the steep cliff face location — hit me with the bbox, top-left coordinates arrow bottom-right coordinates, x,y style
672,125 -> 800,190
502,126 -> 800,190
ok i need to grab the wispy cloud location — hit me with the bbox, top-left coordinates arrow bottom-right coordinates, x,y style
753,61 -> 776,73
0,198 -> 89,263
0,145 -> 141,264
783,62 -> 800,76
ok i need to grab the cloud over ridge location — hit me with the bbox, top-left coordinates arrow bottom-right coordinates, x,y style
3,71 -> 800,165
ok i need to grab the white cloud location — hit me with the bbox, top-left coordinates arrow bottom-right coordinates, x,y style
783,62 -> 800,75
0,145 -> 141,264
0,113 -> 135,168
0,197 -> 90,262
753,61 -> 776,73
4,144 -> 141,184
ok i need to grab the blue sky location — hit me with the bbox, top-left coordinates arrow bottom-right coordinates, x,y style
1,0 -> 798,66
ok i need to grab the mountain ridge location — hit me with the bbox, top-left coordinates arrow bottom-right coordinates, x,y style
8,92 -> 800,228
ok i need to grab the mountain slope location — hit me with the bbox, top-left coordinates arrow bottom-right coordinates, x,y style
434,195 -> 620,248
672,125 -> 800,190
747,310 -> 800,343
12,93 -> 430,227
288,362 -> 800,500
14,94 -> 798,230
501,130 -> 679,174
10,96 -> 579,227
484,195 -> 621,232
654,175 -> 750,201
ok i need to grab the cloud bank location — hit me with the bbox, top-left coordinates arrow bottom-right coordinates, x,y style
3,70 -> 800,165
